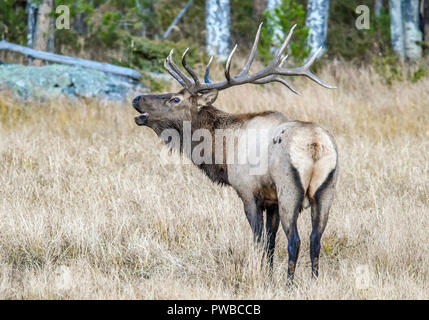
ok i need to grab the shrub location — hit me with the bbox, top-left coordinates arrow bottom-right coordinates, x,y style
54,0 -> 161,54
327,0 -> 392,62
115,35 -> 205,74
0,0 -> 27,45
258,0 -> 309,64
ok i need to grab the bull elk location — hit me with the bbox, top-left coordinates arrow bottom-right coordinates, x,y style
132,23 -> 338,279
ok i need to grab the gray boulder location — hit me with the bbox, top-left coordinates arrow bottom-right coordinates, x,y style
0,64 -> 148,101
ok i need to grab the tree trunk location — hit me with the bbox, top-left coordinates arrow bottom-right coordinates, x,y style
267,0 -> 283,52
163,0 -> 194,40
375,0 -> 383,17
205,0 -> 230,61
47,0 -> 55,53
253,0 -> 266,19
0,40 -> 141,80
26,0 -> 37,48
423,0 -> 429,43
389,0 -> 405,58
73,14 -> 88,34
305,0 -> 330,57
32,0 -> 54,65
135,0 -> 147,37
402,0 -> 422,60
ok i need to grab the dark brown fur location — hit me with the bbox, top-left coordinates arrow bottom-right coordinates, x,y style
139,93 -> 278,185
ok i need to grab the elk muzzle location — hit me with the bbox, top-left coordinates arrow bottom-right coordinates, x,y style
132,96 -> 149,126
135,112 -> 148,126
132,96 -> 143,113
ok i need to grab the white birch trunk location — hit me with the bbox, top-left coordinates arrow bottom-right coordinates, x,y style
205,0 -> 230,61
305,0 -> 330,57
26,0 -> 38,48
402,0 -> 422,60
375,0 -> 383,17
33,0 -> 53,51
389,0 -> 405,58
267,0 -> 284,52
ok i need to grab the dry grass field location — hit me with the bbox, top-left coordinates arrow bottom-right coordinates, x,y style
0,62 -> 428,299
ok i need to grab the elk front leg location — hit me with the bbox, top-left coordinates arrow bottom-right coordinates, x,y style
243,199 -> 264,245
265,203 -> 280,272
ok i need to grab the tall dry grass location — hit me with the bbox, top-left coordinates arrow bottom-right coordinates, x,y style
0,63 -> 428,299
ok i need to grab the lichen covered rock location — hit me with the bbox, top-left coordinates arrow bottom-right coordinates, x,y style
0,64 -> 147,101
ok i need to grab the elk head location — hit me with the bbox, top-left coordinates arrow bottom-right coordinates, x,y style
132,23 -> 335,133
132,90 -> 218,130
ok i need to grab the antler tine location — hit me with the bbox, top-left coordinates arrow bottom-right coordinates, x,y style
253,75 -> 300,95
166,49 -> 194,89
238,22 -> 263,77
279,54 -> 289,67
204,56 -> 214,83
303,47 -> 336,89
303,46 -> 322,69
303,70 -> 337,89
275,24 -> 297,63
164,56 -> 188,88
274,78 -> 300,95
276,47 -> 336,89
225,44 -> 238,82
182,48 -> 201,85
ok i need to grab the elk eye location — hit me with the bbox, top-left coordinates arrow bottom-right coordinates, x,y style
170,97 -> 180,104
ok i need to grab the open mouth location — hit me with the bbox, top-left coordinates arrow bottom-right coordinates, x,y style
134,112 -> 148,126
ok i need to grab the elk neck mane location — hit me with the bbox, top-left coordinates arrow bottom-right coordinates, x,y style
157,104 -> 277,186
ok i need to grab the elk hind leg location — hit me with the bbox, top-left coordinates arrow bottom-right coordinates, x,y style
309,168 -> 336,278
277,166 -> 305,280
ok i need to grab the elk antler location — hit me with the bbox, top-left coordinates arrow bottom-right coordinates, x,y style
164,23 -> 336,95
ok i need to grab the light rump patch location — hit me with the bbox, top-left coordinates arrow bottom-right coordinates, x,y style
284,122 -> 337,199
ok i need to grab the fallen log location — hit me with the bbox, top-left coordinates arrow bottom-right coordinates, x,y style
163,0 -> 193,40
0,40 -> 141,81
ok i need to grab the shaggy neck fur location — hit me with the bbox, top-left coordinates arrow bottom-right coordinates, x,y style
151,105 -> 275,185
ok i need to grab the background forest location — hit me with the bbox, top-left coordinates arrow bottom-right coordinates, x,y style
1,0 -> 429,87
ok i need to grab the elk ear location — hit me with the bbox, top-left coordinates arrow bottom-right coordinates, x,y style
197,90 -> 218,106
